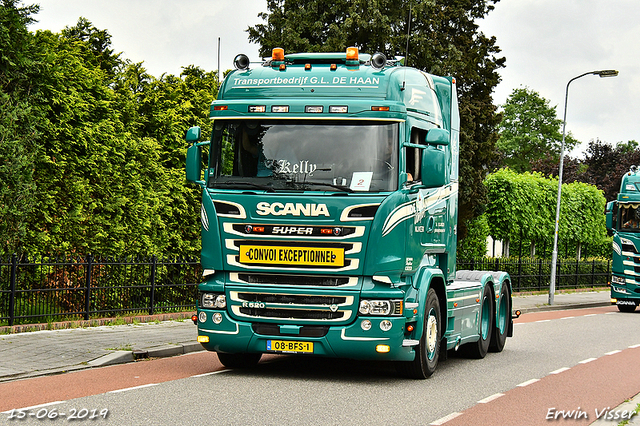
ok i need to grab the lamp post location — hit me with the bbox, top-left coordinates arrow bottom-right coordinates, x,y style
549,69 -> 619,305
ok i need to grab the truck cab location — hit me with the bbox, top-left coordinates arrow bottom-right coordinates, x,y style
606,166 -> 640,312
186,48 -> 513,378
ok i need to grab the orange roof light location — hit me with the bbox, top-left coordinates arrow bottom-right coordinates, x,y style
272,47 -> 285,61
346,46 -> 359,61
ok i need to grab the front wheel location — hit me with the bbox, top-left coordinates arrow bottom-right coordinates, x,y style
217,352 -> 262,369
396,288 -> 441,379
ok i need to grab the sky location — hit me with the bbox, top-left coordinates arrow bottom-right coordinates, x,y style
28,0 -> 639,158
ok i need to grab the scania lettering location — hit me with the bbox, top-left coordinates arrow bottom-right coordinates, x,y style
256,202 -> 330,217
605,166 -> 640,312
186,48 -> 516,378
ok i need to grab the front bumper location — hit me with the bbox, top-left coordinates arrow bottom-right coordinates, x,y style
196,309 -> 416,361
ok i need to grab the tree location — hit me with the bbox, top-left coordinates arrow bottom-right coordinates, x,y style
485,168 -> 609,259
533,139 -> 640,201
0,0 -> 43,254
21,20 -> 218,257
581,139 -> 640,201
497,87 -> 579,172
247,0 -> 506,241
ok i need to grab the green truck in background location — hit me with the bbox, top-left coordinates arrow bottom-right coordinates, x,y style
185,47 -> 514,378
606,166 -> 640,312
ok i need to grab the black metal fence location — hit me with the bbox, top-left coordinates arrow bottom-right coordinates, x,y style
458,257 -> 611,292
1,254 -> 611,326
0,254 -> 201,326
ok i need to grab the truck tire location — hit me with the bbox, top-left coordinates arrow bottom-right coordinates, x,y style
396,287 -> 441,379
617,303 -> 637,313
217,352 -> 262,369
462,284 -> 494,359
489,283 -> 510,352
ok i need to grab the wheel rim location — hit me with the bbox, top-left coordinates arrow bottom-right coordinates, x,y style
426,308 -> 438,360
497,295 -> 507,333
481,296 -> 491,339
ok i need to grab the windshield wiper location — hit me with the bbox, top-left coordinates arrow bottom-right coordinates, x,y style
210,181 -> 276,192
298,181 -> 354,193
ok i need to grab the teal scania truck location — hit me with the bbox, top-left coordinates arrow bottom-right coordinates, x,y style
185,47 -> 514,378
606,166 -> 640,312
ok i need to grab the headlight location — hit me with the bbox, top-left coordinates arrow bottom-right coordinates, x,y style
358,299 -> 402,316
611,275 -> 626,285
201,292 -> 226,309
215,294 -> 227,308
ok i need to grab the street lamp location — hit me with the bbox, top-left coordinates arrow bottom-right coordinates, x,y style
549,69 -> 619,305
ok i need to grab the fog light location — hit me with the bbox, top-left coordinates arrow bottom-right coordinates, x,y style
197,335 -> 209,343
376,345 -> 390,353
212,312 -> 223,324
198,311 -> 207,323
361,320 -> 372,331
380,320 -> 392,332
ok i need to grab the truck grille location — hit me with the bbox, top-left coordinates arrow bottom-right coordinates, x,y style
229,290 -> 354,323
238,292 -> 346,305
236,273 -> 353,287
239,307 -> 344,320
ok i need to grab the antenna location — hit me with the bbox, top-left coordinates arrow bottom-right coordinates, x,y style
402,4 -> 412,91
217,37 -> 221,86
405,4 -> 412,68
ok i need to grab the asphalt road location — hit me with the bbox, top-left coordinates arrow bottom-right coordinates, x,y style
2,306 -> 639,426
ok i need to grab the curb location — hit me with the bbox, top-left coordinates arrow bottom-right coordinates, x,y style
88,350 -> 134,367
0,312 -> 196,335
133,342 -> 204,359
516,301 -> 612,314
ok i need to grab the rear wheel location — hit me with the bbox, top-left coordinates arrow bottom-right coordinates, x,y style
463,284 -> 494,359
489,283 -> 510,352
396,288 -> 441,379
217,352 -> 262,369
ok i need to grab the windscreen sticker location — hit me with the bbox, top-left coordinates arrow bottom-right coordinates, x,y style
350,172 -> 373,191
268,159 -> 318,176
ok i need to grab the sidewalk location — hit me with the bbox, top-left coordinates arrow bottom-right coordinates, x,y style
0,290 -> 612,382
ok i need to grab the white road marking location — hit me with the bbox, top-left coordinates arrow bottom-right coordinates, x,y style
108,383 -> 158,393
430,412 -> 463,425
517,378 -> 540,387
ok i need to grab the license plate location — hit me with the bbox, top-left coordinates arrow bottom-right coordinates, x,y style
239,245 -> 344,267
266,340 -> 314,353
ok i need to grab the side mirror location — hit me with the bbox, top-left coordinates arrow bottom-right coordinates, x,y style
420,146 -> 446,188
605,201 -> 616,234
425,128 -> 450,146
186,126 -> 201,143
185,126 -> 203,183
186,144 -> 202,183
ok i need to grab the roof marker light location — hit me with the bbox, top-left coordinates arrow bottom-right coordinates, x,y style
272,48 -> 285,61
213,105 -> 228,111
305,106 -> 323,113
371,106 -> 390,111
248,105 -> 266,113
272,105 -> 289,113
346,46 -> 359,61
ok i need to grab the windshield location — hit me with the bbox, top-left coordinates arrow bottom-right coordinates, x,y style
619,204 -> 640,232
209,120 -> 398,192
